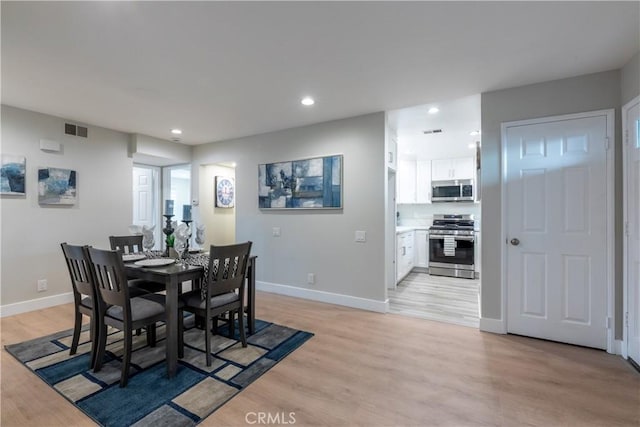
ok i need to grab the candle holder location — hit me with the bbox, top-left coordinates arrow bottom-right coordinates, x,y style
162,214 -> 175,257
182,220 -> 192,257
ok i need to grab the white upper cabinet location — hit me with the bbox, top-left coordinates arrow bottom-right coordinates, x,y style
415,161 -> 431,203
397,159 -> 416,204
431,157 -> 475,181
387,137 -> 398,171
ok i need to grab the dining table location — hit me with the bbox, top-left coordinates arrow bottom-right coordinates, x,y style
124,252 -> 257,379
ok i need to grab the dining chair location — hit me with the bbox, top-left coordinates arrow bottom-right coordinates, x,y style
86,247 -> 167,387
179,241 -> 252,366
60,243 -> 100,370
108,235 -> 145,254
109,235 -> 165,294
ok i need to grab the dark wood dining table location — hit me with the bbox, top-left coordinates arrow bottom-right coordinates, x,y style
125,255 -> 257,378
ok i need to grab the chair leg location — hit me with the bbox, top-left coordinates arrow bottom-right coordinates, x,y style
228,310 -> 235,339
70,310 -> 82,355
93,323 -> 107,373
89,317 -> 97,370
205,316 -> 212,367
120,329 -> 132,388
238,310 -> 247,347
212,316 -> 218,335
146,323 -> 157,347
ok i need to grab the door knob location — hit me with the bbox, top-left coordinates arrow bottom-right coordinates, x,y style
510,238 -> 520,246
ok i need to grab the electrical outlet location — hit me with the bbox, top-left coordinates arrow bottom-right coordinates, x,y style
37,279 -> 48,292
307,273 -> 315,285
272,227 -> 281,237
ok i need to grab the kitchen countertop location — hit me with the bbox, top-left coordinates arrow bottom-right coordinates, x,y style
396,226 -> 430,234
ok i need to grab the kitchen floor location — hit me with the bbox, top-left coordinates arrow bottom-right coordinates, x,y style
388,271 -> 480,328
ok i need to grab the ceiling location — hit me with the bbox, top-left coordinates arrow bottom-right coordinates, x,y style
2,2 -> 638,145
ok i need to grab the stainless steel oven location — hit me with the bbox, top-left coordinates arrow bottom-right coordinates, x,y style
428,214 -> 475,279
431,179 -> 474,202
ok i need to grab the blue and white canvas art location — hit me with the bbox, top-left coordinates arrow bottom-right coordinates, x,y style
38,167 -> 77,205
1,155 -> 26,195
259,155 -> 342,209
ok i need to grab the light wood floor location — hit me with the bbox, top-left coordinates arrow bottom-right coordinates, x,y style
389,272 -> 480,328
2,292 -> 639,426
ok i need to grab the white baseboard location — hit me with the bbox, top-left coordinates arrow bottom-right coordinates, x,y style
0,292 -> 74,318
479,317 -> 507,334
256,281 -> 388,313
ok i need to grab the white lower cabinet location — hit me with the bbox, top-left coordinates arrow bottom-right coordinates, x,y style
396,230 -> 415,283
415,230 -> 429,268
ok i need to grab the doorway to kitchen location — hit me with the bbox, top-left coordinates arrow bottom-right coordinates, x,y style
387,94 -> 481,328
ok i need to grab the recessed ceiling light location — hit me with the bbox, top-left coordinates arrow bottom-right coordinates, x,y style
468,143 -> 477,149
428,107 -> 439,114
171,129 -> 182,135
301,96 -> 315,106
469,130 -> 481,136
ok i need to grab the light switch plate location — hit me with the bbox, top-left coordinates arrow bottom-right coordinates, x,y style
272,227 -> 281,237
355,230 -> 366,242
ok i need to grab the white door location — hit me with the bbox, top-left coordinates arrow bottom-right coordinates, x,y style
133,165 -> 160,248
624,97 -> 640,363
504,111 -> 613,349
452,157 -> 475,180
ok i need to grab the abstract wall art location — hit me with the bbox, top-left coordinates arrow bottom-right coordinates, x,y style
258,154 -> 342,209
38,167 -> 77,205
1,154 -> 26,195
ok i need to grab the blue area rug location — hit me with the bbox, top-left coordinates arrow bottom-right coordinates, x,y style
5,317 -> 313,426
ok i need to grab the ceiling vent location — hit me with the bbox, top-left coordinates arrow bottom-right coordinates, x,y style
423,129 -> 443,135
64,123 -> 88,138
171,137 -> 182,143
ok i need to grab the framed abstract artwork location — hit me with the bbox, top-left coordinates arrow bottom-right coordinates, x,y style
215,176 -> 235,208
38,167 -> 77,205
1,154 -> 26,195
258,154 -> 342,209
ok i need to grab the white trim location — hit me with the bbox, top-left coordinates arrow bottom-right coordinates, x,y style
256,281 -> 388,313
622,95 -> 640,360
500,109 -> 616,353
0,292 -> 74,318
614,339 -> 623,356
479,317 -> 507,334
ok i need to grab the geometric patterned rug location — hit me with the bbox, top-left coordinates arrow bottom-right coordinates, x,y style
5,316 -> 313,427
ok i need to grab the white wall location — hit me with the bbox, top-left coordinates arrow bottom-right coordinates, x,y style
1,105 -> 134,311
398,202 -> 480,228
199,164 -> 236,246
192,112 -> 387,308
621,52 -> 639,105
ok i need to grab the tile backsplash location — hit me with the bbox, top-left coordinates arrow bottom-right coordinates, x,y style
397,202 -> 481,228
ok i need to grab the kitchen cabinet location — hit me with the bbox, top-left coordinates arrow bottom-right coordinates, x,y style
396,230 -> 415,282
415,161 -> 431,203
397,160 -> 416,204
388,137 -> 397,171
398,160 -> 431,204
415,230 -> 429,268
431,157 -> 475,181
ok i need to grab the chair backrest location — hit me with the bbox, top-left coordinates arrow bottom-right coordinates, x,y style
109,235 -> 143,254
207,242 -> 253,297
60,243 -> 95,302
86,247 -> 131,309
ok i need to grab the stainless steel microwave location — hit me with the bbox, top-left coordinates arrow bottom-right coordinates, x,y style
431,179 -> 474,202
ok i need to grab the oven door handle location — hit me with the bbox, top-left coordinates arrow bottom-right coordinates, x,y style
429,235 -> 475,242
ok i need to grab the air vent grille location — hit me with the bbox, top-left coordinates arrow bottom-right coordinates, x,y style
64,123 -> 88,138
423,129 -> 443,135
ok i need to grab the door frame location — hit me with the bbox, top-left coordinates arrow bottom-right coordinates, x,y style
622,95 -> 639,359
132,163 -> 162,250
500,109 -> 615,353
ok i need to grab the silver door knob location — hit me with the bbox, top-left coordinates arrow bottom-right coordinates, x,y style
510,238 -> 520,246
